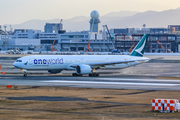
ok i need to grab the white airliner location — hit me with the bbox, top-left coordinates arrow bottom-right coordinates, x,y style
13,34 -> 151,77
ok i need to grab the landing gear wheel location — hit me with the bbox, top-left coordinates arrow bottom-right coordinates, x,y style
72,73 -> 82,77
24,74 -> 27,77
89,73 -> 99,77
72,73 -> 78,76
96,73 -> 99,77
72,73 -> 75,76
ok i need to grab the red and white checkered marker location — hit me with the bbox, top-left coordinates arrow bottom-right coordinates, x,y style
152,99 -> 179,111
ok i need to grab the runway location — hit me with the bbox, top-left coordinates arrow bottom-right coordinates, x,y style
1,75 -> 180,90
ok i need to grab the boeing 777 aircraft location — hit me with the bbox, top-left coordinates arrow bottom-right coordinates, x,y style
13,34 -> 151,77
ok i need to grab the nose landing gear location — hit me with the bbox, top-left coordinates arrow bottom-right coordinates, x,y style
22,69 -> 27,77
24,74 -> 27,77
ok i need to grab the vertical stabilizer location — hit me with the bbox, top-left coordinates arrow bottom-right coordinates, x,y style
130,34 -> 149,57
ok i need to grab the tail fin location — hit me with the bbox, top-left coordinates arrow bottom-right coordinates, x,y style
130,34 -> 149,57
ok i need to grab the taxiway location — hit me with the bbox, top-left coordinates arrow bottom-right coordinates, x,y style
0,75 -> 180,90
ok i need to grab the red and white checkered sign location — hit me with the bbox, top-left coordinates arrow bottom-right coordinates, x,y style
151,99 -> 179,111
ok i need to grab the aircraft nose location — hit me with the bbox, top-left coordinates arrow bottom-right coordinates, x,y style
13,62 -> 18,68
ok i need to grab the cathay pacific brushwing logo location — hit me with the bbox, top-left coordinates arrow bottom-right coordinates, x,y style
24,61 -> 28,65
135,39 -> 146,55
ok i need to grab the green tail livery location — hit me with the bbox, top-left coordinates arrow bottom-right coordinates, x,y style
130,34 -> 149,57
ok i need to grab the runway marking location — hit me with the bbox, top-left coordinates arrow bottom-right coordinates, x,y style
40,80 -> 179,86
99,78 -> 180,82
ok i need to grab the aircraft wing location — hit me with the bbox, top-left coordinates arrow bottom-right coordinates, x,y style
89,59 -> 151,66
69,59 -> 151,68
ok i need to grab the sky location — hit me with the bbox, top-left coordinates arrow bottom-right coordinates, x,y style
0,0 -> 180,25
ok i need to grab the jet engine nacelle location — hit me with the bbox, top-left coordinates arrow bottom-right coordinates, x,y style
76,64 -> 92,74
48,70 -> 62,74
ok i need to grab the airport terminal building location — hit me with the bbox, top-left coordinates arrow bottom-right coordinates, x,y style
0,10 -> 180,53
1,26 -> 180,53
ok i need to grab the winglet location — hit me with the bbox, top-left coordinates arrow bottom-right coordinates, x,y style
130,34 -> 149,57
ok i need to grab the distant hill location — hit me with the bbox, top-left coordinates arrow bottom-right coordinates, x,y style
106,9 -> 180,28
8,17 -> 90,32
4,8 -> 180,32
103,11 -> 138,17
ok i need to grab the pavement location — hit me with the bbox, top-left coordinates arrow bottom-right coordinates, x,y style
1,75 -> 180,91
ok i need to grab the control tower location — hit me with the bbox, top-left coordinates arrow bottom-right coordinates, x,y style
89,10 -> 101,33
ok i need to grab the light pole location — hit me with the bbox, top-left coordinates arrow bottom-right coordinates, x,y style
142,24 -> 146,34
4,26 -> 7,45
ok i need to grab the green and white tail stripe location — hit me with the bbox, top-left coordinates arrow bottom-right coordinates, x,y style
130,34 -> 149,57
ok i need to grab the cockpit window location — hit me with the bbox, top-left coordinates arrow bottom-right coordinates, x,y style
16,60 -> 22,62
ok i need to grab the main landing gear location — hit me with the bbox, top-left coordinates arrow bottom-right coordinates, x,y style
72,73 -> 82,77
89,73 -> 99,77
88,68 -> 99,77
72,73 -> 100,77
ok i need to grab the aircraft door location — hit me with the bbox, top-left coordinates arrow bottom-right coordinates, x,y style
81,58 -> 84,64
29,59 -> 33,65
106,58 -> 109,62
